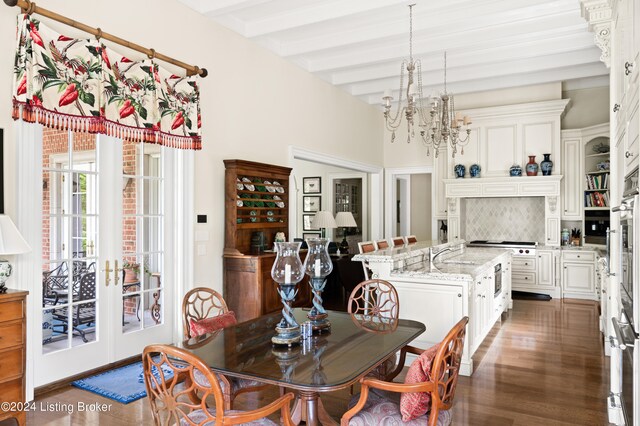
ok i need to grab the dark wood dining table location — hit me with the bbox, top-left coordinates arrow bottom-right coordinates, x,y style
177,308 -> 425,426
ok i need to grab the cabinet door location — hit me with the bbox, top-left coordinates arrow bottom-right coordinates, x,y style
546,217 -> 560,246
448,217 -> 460,241
561,139 -> 582,219
394,281 -> 464,349
434,148 -> 449,218
625,103 -> 639,170
562,262 -> 596,294
537,251 -> 555,287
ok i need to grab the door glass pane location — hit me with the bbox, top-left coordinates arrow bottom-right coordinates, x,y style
42,129 -> 98,354
122,141 -> 164,333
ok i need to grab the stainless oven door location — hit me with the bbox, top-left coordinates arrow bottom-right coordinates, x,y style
612,316 -> 637,426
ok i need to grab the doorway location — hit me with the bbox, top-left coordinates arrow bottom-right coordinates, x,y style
385,166 -> 434,241
31,128 -> 175,386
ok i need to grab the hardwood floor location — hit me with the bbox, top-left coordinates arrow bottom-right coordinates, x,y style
26,299 -> 611,425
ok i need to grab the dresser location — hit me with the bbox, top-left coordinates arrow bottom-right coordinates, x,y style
0,289 -> 28,426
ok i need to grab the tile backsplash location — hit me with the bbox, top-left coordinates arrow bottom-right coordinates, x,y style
463,197 -> 545,243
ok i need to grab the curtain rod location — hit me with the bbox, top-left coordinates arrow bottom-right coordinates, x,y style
3,0 -> 208,78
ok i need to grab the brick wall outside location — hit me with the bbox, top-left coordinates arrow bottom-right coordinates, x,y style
42,129 -> 140,317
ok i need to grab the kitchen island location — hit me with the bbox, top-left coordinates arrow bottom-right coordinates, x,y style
353,241 -> 511,375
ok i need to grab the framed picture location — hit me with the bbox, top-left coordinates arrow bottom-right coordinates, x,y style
303,176 -> 321,194
303,214 -> 318,231
303,196 -> 321,213
303,232 -> 321,240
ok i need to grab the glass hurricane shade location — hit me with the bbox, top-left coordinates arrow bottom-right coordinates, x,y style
303,238 -> 333,278
271,242 -> 304,285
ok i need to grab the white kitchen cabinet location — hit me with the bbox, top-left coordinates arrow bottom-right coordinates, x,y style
561,136 -> 582,220
545,217 -> 561,246
561,250 -> 597,299
434,147 -> 449,218
626,103 -> 639,170
537,250 -> 555,288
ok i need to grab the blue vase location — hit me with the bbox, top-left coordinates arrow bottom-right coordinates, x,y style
509,165 -> 522,177
540,153 -> 553,176
454,164 -> 465,178
469,164 -> 481,178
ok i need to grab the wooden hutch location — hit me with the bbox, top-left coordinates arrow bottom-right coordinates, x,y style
223,159 -> 310,322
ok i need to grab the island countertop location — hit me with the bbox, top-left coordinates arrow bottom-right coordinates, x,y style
390,247 -> 511,281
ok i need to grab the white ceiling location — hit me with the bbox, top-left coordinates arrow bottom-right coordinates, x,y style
178,0 -> 609,105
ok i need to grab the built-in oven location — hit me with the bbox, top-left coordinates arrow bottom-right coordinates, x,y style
612,169 -> 640,426
494,263 -> 502,297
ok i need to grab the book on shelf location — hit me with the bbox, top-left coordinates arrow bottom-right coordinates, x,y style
585,191 -> 609,207
585,172 -> 609,190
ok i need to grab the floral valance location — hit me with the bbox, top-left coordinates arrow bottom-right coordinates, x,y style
12,14 -> 201,150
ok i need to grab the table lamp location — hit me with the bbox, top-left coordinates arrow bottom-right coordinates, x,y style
334,211 -> 357,254
311,211 -> 337,239
0,215 -> 31,293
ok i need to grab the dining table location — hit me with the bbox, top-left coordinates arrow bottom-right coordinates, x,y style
177,308 -> 425,426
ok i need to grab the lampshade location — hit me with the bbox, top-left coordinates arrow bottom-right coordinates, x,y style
335,211 -> 357,228
311,211 -> 337,229
0,215 -> 31,255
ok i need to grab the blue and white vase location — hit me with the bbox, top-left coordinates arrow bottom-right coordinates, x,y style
509,164 -> 522,177
540,153 -> 553,176
469,164 -> 481,178
454,164 -> 465,178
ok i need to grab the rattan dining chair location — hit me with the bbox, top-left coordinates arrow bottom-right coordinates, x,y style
348,279 -> 401,381
341,316 -> 469,426
182,287 -> 269,409
142,344 -> 295,426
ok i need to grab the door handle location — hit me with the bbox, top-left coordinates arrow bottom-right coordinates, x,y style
102,260 -> 112,287
114,260 -> 122,286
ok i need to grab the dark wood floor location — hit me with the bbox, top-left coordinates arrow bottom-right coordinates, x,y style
27,298 -> 611,425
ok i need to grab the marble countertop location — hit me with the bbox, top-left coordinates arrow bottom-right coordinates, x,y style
389,247 -> 511,281
351,241 -> 438,263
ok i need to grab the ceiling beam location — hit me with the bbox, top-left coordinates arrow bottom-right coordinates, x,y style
363,62 -> 608,104
195,0 -> 273,17
306,19 -> 588,73
330,33 -> 598,85
279,0 -> 579,57
349,49 -> 604,97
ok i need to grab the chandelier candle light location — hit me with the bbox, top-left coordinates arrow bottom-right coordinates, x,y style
303,238 -> 333,333
382,4 -> 472,158
271,242 -> 305,346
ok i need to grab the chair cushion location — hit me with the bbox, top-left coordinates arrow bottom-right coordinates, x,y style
182,408 -> 278,426
193,369 -> 263,394
347,395 -> 451,426
189,311 -> 237,337
399,342 -> 440,421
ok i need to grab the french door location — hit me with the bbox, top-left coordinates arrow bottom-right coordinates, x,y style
35,129 -> 174,385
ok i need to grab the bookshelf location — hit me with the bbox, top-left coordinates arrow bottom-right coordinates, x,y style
583,138 -> 610,245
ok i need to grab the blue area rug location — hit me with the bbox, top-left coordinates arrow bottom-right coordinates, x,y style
72,360 -> 173,404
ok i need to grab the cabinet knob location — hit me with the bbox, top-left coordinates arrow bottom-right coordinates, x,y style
458,293 -> 462,297
626,151 -> 632,158
625,61 -> 635,75
613,103 -> 620,112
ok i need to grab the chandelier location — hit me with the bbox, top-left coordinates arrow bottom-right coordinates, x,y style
382,4 -> 472,158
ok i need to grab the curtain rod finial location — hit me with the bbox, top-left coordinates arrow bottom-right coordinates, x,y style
4,0 -> 19,7
200,68 -> 208,78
